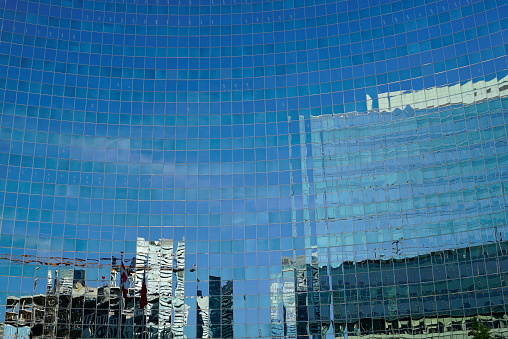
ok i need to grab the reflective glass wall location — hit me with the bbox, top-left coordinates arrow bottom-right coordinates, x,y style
1,0 -> 508,338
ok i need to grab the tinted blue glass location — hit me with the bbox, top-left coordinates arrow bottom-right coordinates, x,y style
1,0 -> 508,337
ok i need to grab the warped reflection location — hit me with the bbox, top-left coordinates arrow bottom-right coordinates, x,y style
270,241 -> 508,338
1,0 -> 508,337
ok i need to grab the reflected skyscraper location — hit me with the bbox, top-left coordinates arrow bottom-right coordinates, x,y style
196,275 -> 234,339
1,0 -> 508,338
208,276 -> 234,339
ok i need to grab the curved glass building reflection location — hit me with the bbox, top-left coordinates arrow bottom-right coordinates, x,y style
1,0 -> 508,338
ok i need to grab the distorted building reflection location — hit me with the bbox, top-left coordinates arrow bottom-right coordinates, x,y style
270,241 -> 508,338
0,238 -> 193,339
0,238 -> 239,339
196,275 -> 234,339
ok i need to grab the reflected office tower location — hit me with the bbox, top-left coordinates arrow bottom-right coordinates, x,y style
270,256 -> 296,339
172,241 -> 188,339
46,270 -> 52,294
270,281 -> 284,338
59,269 -> 73,295
209,276 -> 234,339
135,238 -> 188,338
220,280 -> 234,339
159,239 -> 175,337
295,255 -> 308,338
196,290 -> 210,339
271,255 -> 331,339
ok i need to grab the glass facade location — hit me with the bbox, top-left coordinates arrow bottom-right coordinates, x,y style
1,0 -> 508,337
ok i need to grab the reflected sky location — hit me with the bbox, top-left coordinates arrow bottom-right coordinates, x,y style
1,0 -> 508,336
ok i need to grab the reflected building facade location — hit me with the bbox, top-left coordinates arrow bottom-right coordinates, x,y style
271,241 -> 508,338
1,0 -> 508,338
196,275 -> 234,339
2,238 -> 209,338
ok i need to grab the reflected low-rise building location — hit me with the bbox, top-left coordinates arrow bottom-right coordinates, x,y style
1,238 -> 201,339
270,241 -> 508,338
0,237 -> 238,338
3,284 -> 161,338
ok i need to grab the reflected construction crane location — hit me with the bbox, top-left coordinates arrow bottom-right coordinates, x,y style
0,253 -> 194,272
0,253 -> 118,269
